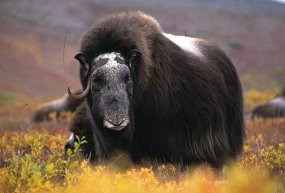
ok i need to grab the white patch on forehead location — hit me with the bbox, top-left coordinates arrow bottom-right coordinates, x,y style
93,52 -> 125,80
94,52 -> 124,62
163,33 -> 203,58
98,52 -> 123,68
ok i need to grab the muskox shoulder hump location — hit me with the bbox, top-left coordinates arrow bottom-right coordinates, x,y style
94,10 -> 162,34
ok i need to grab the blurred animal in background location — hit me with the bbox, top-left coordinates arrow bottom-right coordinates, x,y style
32,11 -> 245,168
31,91 -> 83,122
251,88 -> 285,118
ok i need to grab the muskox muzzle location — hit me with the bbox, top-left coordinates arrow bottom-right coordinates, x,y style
104,112 -> 129,131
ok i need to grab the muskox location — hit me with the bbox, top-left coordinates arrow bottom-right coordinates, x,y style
31,91 -> 83,122
35,11 -> 244,168
251,88 -> 285,118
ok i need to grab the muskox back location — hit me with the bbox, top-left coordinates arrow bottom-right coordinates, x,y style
128,33 -> 244,167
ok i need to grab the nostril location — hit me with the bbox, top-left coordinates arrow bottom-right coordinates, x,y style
108,118 -> 125,126
104,115 -> 129,130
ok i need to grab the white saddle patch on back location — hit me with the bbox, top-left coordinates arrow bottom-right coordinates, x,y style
163,33 -> 203,58
269,97 -> 285,107
40,94 -> 68,110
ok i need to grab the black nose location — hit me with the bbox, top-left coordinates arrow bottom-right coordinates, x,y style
104,113 -> 129,131
107,117 -> 125,126
106,112 -> 127,126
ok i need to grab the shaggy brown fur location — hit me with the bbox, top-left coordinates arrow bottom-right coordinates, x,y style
65,11 -> 245,168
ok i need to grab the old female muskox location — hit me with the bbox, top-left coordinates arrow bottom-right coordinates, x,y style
57,11 -> 244,168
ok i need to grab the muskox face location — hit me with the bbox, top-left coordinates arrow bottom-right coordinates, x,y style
68,51 -> 141,131
90,52 -> 133,131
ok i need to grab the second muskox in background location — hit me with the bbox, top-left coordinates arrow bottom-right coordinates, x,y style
251,88 -> 285,118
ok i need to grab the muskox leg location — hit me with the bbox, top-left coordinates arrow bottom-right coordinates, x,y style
63,132 -> 97,162
64,103 -> 97,162
64,133 -> 94,160
63,134 -> 76,159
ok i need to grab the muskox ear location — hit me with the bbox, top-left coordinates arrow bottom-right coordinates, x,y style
74,53 -> 89,73
129,49 -> 142,69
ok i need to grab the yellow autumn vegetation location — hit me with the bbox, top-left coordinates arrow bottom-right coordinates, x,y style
244,89 -> 277,111
0,129 -> 282,193
0,89 -> 284,193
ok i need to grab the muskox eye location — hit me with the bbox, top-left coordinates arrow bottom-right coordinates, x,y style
94,76 -> 102,83
93,76 -> 105,89
129,49 -> 141,69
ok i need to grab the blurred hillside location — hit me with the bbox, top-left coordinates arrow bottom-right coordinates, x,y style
0,0 -> 284,99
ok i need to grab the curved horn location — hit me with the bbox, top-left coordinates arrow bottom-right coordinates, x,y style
67,78 -> 91,99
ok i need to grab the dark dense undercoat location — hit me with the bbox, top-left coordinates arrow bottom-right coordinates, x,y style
68,11 -> 245,167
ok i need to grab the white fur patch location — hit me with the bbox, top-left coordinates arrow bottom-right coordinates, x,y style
68,133 -> 74,142
40,94 -> 68,110
93,52 -> 125,81
269,97 -> 285,107
94,52 -> 124,68
163,33 -> 203,57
